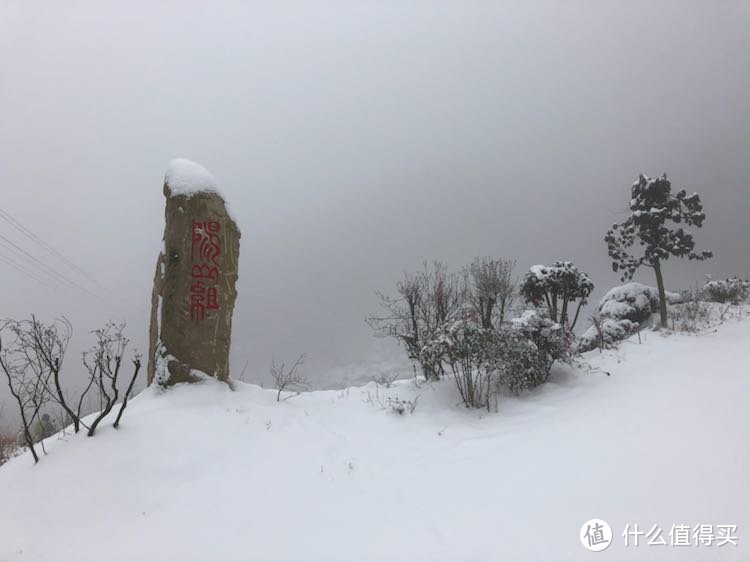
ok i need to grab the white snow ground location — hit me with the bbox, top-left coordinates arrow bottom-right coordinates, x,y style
1,310 -> 749,561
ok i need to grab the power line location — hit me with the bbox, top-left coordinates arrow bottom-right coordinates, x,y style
0,232 -> 103,301
0,206 -> 109,291
0,249 -> 62,292
0,207 -> 139,316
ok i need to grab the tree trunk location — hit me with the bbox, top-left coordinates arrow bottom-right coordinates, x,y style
653,259 -> 668,328
571,300 -> 584,331
550,292 -> 558,323
482,297 -> 495,330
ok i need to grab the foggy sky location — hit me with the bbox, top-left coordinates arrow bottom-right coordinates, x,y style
1,0 -> 749,413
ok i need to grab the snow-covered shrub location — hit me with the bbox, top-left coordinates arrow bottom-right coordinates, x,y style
578,283 -> 682,352
702,277 -> 749,304
368,258 -> 522,382
668,290 -> 712,332
598,282 -> 682,323
598,283 -> 655,323
520,261 -> 594,330
423,309 -> 570,407
497,310 -> 570,394
386,396 -> 418,415
422,318 -> 495,408
580,315 -> 638,352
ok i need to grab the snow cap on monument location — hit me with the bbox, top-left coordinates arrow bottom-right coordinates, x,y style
164,158 -> 219,197
147,158 -> 241,386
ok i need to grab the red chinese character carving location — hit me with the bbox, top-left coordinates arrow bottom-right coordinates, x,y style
191,263 -> 219,282
190,281 -> 206,322
192,221 -> 222,265
206,287 -> 219,310
189,220 -> 222,322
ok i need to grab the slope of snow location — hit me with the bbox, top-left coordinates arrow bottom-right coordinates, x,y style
1,314 -> 749,561
164,158 -> 219,196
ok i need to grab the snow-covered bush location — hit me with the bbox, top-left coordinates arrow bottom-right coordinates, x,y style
520,261 -> 593,330
581,315 -> 639,352
668,290 -> 712,332
386,396 -> 418,415
702,277 -> 749,304
497,310 -> 570,394
368,258 -> 517,381
422,318 -> 495,408
578,283 -> 682,352
599,283 -> 669,323
423,310 -> 570,407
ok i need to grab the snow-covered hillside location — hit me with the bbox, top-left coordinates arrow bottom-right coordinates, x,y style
1,313 -> 749,561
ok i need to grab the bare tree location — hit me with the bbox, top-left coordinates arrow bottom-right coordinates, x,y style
418,261 -> 466,337
83,322 -> 140,436
367,272 -> 424,368
270,354 -> 308,401
25,316 -> 87,433
0,319 -> 56,463
367,261 -> 466,381
466,257 -> 515,329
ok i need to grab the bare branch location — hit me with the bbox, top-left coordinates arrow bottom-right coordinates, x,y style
270,354 -> 308,402
113,353 -> 142,429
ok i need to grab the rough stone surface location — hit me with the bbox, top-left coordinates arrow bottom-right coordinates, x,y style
147,164 -> 240,386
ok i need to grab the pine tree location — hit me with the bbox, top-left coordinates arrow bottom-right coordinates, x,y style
605,174 -> 712,327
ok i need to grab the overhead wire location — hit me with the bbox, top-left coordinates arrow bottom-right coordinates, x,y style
0,206 -> 109,292
0,206 -> 144,317
0,249 -> 62,292
0,232 -> 103,301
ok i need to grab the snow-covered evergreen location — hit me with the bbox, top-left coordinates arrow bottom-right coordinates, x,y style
605,174 -> 712,327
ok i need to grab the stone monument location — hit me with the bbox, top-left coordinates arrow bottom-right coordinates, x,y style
147,158 -> 241,385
